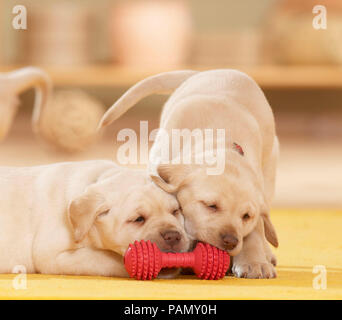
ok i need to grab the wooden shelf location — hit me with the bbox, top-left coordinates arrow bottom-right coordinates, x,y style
1,65 -> 342,89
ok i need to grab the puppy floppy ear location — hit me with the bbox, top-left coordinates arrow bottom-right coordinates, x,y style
68,188 -> 108,242
261,210 -> 279,248
150,163 -> 192,193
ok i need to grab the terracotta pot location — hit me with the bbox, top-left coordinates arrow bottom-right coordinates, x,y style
109,0 -> 192,68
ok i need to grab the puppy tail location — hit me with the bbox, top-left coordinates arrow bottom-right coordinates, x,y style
97,70 -> 198,130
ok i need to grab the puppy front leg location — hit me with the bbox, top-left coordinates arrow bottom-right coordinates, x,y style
232,219 -> 276,279
264,238 -> 277,267
261,136 -> 279,267
55,247 -> 128,277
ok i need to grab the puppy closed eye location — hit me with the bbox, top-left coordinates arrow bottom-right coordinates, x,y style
201,201 -> 219,212
97,209 -> 110,219
134,216 -> 145,223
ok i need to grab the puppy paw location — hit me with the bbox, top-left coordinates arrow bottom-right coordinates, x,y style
232,261 -> 277,279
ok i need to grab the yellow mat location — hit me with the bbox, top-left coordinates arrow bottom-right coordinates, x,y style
0,209 -> 341,300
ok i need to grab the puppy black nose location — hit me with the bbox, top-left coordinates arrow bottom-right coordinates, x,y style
161,231 -> 181,247
221,234 -> 238,250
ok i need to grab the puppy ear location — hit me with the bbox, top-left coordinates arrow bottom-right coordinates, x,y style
150,163 -> 192,193
261,211 -> 279,248
68,188 -> 107,242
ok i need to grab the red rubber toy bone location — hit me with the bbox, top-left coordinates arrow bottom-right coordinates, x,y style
124,240 -> 230,280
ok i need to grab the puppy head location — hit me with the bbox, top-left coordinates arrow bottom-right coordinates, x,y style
68,170 -> 190,257
152,154 -> 278,256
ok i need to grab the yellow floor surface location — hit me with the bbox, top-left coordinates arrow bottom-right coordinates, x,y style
0,209 -> 341,300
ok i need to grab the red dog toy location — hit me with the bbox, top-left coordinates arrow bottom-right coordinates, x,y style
124,240 -> 230,280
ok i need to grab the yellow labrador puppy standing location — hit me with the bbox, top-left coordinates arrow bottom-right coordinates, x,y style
99,69 -> 279,278
0,160 -> 189,276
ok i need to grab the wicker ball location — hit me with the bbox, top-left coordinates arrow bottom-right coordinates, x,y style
38,90 -> 105,152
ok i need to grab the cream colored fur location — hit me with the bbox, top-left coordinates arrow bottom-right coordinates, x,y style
99,69 -> 279,278
0,160 -> 189,277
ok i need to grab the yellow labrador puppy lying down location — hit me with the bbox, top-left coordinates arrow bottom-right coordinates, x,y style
0,160 -> 189,277
99,69 -> 279,279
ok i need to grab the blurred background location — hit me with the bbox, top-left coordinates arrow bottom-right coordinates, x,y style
0,0 -> 341,208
